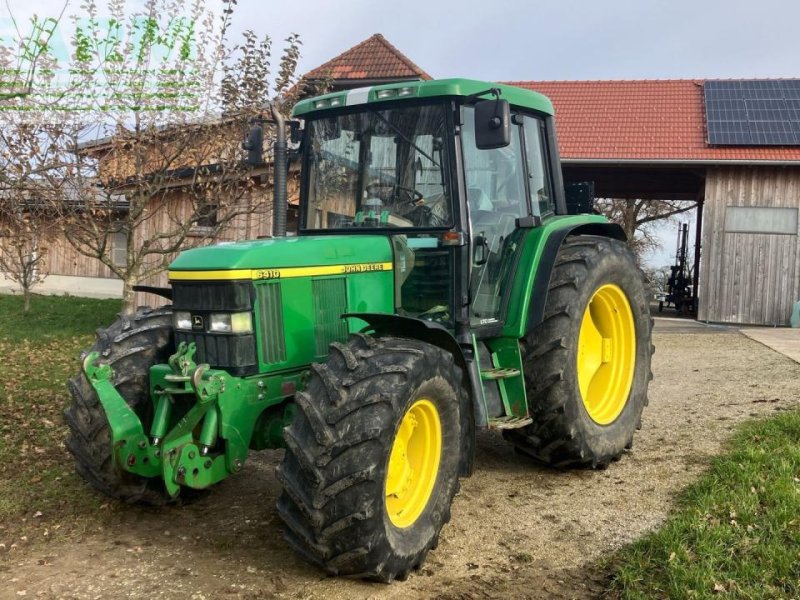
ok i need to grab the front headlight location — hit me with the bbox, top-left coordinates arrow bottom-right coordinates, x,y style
230,312 -> 253,333
174,311 -> 192,330
210,312 -> 253,333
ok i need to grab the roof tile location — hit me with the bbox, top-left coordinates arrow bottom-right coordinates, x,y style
506,80 -> 800,162
304,34 -> 431,82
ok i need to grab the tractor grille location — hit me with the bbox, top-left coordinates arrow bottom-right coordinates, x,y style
175,330 -> 257,375
172,281 -> 252,311
312,277 -> 349,357
172,281 -> 258,376
256,282 -> 287,365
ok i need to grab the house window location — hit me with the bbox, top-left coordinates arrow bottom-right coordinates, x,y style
111,230 -> 127,267
195,204 -> 219,229
725,206 -> 798,235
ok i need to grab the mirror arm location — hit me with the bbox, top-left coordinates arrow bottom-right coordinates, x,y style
464,87 -> 502,105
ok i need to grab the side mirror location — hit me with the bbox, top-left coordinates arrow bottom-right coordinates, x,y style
473,234 -> 489,266
243,125 -> 264,166
289,120 -> 303,145
474,99 -> 510,149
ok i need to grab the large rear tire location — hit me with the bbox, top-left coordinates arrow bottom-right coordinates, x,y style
505,235 -> 653,468
276,334 -> 465,582
65,306 -> 177,505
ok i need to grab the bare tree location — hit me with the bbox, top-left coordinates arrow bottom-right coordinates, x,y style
0,194 -> 46,312
220,30 -> 327,115
0,12 -> 62,312
0,4 -> 67,103
640,265 -> 670,298
594,198 -> 696,260
2,0 -> 309,313
0,105 -> 70,311
55,117 -> 270,310
0,188 -> 59,312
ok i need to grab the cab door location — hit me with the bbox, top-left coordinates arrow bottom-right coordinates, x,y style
462,108 -> 554,330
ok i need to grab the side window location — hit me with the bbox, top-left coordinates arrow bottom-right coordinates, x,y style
522,117 -> 554,217
307,126 -> 360,228
461,107 -> 527,219
462,107 -> 530,325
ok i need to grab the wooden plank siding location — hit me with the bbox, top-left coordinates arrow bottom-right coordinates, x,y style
0,170 -> 301,308
698,166 -> 800,325
45,235 -> 118,279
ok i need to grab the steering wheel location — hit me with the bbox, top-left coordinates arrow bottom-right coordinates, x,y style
419,304 -> 450,323
393,185 -> 424,203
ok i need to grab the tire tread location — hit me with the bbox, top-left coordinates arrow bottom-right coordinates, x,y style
277,335 -> 464,582
506,235 -> 653,468
64,306 -> 177,505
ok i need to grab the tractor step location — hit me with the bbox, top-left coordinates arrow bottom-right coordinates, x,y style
488,416 -> 533,430
480,367 -> 521,381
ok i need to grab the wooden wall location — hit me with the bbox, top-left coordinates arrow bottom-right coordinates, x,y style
0,221 -> 116,280
43,234 -> 118,279
698,166 -> 800,325
0,173 -> 301,308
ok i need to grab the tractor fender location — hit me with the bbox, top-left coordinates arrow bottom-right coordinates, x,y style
525,222 -> 627,335
344,313 -> 476,477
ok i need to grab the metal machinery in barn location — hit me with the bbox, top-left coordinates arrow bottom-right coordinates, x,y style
66,79 -> 653,581
659,222 -> 695,314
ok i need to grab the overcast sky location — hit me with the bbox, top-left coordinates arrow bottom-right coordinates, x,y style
6,0 -> 799,81
3,0 -> 795,268
231,0 -> 800,81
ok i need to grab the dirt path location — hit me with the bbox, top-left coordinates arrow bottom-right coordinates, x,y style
2,329 -> 799,600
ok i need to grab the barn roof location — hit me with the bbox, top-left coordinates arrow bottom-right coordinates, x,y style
507,79 -> 800,164
303,33 -> 431,84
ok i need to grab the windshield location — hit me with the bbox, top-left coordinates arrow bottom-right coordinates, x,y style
303,103 -> 452,230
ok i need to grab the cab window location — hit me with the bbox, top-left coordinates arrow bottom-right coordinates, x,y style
522,116 -> 554,217
461,108 -> 527,222
462,106 -> 529,325
304,104 -> 452,230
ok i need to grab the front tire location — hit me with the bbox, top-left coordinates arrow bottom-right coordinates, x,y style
276,334 -> 464,582
65,306 -> 176,505
505,235 -> 653,468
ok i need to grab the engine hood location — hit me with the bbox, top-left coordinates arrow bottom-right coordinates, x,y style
168,235 -> 393,281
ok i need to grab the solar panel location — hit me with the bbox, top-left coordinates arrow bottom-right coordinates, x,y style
704,80 -> 800,146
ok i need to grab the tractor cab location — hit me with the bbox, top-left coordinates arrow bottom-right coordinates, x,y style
293,80 -> 566,336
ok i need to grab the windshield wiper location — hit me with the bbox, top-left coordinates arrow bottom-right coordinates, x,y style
370,109 -> 440,168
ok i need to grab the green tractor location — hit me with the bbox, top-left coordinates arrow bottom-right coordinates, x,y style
66,79 -> 652,581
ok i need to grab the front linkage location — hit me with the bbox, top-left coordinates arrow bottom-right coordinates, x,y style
82,341 -> 296,497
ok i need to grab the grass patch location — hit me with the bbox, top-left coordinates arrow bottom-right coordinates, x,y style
0,294 -> 122,545
0,294 -> 121,342
608,410 -> 800,599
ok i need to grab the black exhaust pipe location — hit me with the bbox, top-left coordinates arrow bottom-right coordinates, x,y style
270,103 -> 288,237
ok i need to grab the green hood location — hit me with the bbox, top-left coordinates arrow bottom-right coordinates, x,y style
169,235 -> 393,272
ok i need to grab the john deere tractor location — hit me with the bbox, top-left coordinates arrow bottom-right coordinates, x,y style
66,79 -> 652,582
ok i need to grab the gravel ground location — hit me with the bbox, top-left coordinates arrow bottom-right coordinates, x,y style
2,325 -> 798,600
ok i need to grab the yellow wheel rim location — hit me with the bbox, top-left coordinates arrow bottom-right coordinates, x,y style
577,284 -> 636,425
385,398 -> 442,528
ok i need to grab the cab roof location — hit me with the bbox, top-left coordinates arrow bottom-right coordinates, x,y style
292,78 -> 554,118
